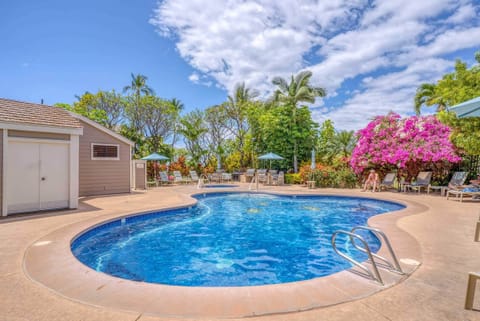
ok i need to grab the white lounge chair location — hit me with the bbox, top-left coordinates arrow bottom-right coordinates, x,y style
173,171 -> 188,184
446,187 -> 480,202
158,171 -> 173,185
189,170 -> 199,183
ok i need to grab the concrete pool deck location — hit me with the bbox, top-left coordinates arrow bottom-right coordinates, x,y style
1,184 -> 479,320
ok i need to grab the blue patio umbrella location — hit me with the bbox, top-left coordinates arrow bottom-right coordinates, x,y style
141,153 -> 169,179
258,152 -> 284,169
448,96 -> 480,118
141,152 -> 169,161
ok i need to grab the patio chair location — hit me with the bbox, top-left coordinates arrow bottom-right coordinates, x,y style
173,171 -> 188,184
245,168 -> 256,182
207,172 -> 218,183
403,171 -> 432,193
378,173 -> 396,191
158,171 -> 173,185
267,170 -> 278,185
272,171 -> 284,186
222,172 -> 232,182
428,171 -> 469,196
257,169 -> 268,184
446,186 -> 480,202
189,170 -> 199,184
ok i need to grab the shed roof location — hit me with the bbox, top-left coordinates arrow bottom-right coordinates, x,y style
0,98 -> 82,128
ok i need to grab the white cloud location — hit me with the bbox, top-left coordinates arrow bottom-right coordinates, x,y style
150,0 -> 480,129
188,73 -> 200,83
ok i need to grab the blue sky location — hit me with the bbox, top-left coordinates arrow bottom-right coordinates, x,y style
1,0 -> 479,130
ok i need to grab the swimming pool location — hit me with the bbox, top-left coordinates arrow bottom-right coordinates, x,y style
71,193 -> 404,287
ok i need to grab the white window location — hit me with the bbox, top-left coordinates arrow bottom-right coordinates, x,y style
91,143 -> 119,160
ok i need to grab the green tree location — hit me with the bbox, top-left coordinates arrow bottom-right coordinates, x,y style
271,70 -> 326,172
139,96 -> 178,153
178,110 -> 209,167
414,83 -> 447,115
124,73 -> 155,132
224,82 -> 259,167
170,98 -> 184,151
437,110 -> 480,156
205,104 -> 229,159
123,73 -> 155,97
317,119 -> 336,163
414,52 -> 480,114
335,130 -> 356,158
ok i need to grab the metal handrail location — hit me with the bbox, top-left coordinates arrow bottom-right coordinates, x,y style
350,226 -> 404,275
331,230 -> 383,285
197,174 -> 209,189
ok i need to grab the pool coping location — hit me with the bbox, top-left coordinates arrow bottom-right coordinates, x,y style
23,189 -> 425,319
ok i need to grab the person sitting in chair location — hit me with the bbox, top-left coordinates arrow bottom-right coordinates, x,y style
362,169 -> 379,192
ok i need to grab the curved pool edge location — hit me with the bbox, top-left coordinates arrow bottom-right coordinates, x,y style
23,189 -> 426,318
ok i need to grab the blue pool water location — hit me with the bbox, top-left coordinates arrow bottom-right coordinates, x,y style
71,193 -> 404,287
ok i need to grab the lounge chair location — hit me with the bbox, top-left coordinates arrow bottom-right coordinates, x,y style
189,170 -> 199,184
403,171 -> 432,193
245,168 -> 256,182
173,171 -> 188,184
428,171 -> 468,196
378,173 -> 396,191
158,171 -> 173,185
446,186 -> 480,202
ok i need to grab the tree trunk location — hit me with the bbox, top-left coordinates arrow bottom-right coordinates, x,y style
293,139 -> 298,173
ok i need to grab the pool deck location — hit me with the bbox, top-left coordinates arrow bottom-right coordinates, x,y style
1,183 -> 480,321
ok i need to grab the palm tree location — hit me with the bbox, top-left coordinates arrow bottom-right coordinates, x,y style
123,73 -> 155,97
271,70 -> 326,172
335,130 -> 356,158
123,73 -> 155,133
414,83 -> 447,115
170,98 -> 184,151
225,82 -> 259,167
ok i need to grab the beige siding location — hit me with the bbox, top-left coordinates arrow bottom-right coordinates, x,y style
78,121 -> 131,196
0,129 -> 2,215
8,130 -> 69,140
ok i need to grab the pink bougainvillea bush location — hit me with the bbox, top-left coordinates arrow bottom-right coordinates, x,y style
350,113 -> 461,179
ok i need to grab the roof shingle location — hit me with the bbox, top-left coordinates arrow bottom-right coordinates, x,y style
0,98 -> 82,128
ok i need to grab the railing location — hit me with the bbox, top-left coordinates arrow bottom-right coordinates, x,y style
331,230 -> 384,285
350,226 -> 404,275
331,226 -> 404,285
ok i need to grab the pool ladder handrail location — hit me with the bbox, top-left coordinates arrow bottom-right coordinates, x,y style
331,230 -> 384,285
331,226 -> 404,285
350,226 -> 404,275
197,174 -> 209,189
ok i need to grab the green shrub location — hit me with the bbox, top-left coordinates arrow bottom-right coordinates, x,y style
285,173 -> 302,184
298,164 -> 358,188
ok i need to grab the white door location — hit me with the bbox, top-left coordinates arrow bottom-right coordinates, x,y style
39,143 -> 69,210
7,140 -> 70,214
7,141 -> 41,213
